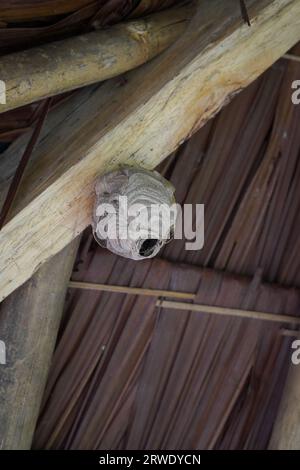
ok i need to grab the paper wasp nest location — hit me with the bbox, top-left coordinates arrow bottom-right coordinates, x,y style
93,166 -> 177,260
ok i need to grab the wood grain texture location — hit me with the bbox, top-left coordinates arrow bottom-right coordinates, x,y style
0,0 -> 300,302
0,238 -> 79,450
0,7 -> 191,113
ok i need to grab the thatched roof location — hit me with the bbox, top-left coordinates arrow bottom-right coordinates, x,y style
33,52 -> 300,449
1,0 -> 300,451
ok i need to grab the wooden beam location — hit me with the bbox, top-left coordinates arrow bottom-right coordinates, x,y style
0,7 -> 192,113
0,238 -> 79,450
0,0 -> 300,302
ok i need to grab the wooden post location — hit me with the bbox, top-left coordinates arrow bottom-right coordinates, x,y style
0,238 -> 79,450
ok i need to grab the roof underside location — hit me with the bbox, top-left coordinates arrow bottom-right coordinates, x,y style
0,0 -> 299,451
33,54 -> 300,449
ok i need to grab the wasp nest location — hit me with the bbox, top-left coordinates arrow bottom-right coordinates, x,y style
93,166 -> 177,260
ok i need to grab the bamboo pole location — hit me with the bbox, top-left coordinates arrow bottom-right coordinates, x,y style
0,6 -> 192,113
0,238 -> 79,450
156,300 -> 300,325
68,280 -> 196,300
283,53 -> 300,62
69,281 -> 300,326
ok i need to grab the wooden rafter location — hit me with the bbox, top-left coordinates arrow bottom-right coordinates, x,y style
0,6 -> 191,113
0,238 -> 79,450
